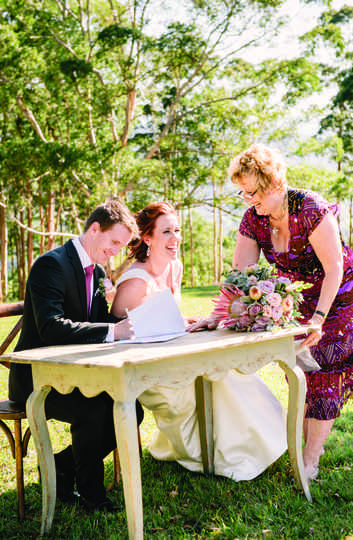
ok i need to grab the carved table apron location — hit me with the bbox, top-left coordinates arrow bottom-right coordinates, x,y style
3,326 -> 317,538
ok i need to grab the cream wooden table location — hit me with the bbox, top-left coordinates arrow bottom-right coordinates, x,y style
3,326 -> 316,538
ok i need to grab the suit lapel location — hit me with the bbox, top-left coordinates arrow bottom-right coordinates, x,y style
65,240 -> 87,320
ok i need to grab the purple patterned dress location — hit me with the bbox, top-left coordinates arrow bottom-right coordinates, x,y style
239,187 -> 353,420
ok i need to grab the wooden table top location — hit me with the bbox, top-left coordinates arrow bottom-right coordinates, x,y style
3,325 -> 317,369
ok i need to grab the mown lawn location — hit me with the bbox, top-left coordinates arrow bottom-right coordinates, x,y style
1,288 -> 353,539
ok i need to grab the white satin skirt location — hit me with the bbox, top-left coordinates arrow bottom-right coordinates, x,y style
139,370 -> 287,481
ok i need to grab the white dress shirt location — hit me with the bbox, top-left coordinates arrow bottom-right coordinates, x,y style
72,237 -> 114,342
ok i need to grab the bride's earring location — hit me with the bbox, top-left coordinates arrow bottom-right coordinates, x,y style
146,244 -> 151,257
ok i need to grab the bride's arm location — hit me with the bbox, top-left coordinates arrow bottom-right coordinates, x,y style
111,278 -> 148,318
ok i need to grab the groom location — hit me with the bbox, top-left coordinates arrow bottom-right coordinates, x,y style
9,199 -> 144,511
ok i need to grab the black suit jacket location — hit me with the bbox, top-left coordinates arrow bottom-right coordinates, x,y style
9,239 -> 117,404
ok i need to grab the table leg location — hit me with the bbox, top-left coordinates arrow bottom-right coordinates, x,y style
113,400 -> 143,540
26,386 -> 56,535
278,361 -> 311,502
195,376 -> 214,474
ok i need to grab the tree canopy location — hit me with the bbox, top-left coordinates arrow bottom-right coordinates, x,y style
0,0 -> 351,296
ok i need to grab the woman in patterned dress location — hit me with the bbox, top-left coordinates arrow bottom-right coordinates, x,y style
225,143 -> 353,480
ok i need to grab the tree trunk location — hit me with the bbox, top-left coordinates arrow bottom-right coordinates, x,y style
18,209 -> 26,299
121,90 -> 135,147
27,202 -> 33,272
180,208 -> 185,271
0,204 -> 8,301
39,181 -> 45,255
212,178 -> 217,283
70,193 -> 83,235
188,207 -> 194,287
218,202 -> 223,282
45,192 -> 56,252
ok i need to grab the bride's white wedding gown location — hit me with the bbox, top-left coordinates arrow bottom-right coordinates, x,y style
117,269 -> 287,481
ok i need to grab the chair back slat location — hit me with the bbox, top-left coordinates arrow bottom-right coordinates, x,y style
0,302 -> 24,369
0,302 -> 24,318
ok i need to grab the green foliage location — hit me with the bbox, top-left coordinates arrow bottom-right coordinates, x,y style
97,24 -> 142,48
287,163 -> 341,199
334,67 -> 353,105
59,59 -> 93,82
1,0 -> 352,295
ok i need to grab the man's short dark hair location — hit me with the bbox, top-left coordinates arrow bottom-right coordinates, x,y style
84,199 -> 138,238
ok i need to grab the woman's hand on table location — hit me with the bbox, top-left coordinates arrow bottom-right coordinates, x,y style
186,317 -> 219,332
301,313 -> 324,348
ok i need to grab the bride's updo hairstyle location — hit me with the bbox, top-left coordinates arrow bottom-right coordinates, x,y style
128,201 -> 177,262
228,143 -> 287,194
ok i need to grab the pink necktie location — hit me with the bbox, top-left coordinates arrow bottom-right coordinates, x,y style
84,264 -> 95,320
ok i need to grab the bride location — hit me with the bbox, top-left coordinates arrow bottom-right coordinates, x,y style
111,201 -> 287,481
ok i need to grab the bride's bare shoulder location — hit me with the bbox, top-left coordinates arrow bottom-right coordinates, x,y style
173,259 -> 183,279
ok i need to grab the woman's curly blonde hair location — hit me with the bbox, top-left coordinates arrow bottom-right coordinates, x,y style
228,143 -> 287,193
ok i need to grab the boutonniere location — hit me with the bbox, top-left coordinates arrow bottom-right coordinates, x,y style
98,278 -> 108,297
97,277 -> 115,303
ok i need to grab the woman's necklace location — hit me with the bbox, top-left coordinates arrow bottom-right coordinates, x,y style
269,196 -> 288,237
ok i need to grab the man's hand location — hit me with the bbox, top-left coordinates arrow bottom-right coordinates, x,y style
114,318 -> 135,341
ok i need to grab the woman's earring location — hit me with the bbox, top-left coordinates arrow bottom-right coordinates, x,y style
146,245 -> 151,257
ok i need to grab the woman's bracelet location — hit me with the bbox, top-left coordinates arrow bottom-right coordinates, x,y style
314,309 -> 326,319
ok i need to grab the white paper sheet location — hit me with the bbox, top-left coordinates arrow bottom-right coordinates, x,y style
118,288 -> 187,344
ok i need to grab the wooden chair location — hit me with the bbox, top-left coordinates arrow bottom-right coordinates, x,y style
0,301 -> 30,521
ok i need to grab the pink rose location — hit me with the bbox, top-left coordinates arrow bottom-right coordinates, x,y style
258,280 -> 275,295
266,292 -> 282,307
248,275 -> 258,284
251,316 -> 271,331
249,286 -> 262,300
276,276 -> 291,286
103,278 -> 113,290
282,295 -> 294,313
271,305 -> 283,321
248,303 -> 262,319
262,305 -> 272,318
237,315 -> 253,329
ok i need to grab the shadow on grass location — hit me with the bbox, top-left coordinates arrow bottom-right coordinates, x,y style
2,411 -> 353,538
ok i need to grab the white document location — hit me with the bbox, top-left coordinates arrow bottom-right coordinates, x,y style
118,288 -> 187,344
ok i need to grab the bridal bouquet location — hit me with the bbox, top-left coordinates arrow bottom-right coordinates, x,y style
212,264 -> 305,332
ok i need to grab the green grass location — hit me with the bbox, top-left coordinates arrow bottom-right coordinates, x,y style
1,288 -> 353,539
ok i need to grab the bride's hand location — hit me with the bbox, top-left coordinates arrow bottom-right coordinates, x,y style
186,317 -> 218,332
